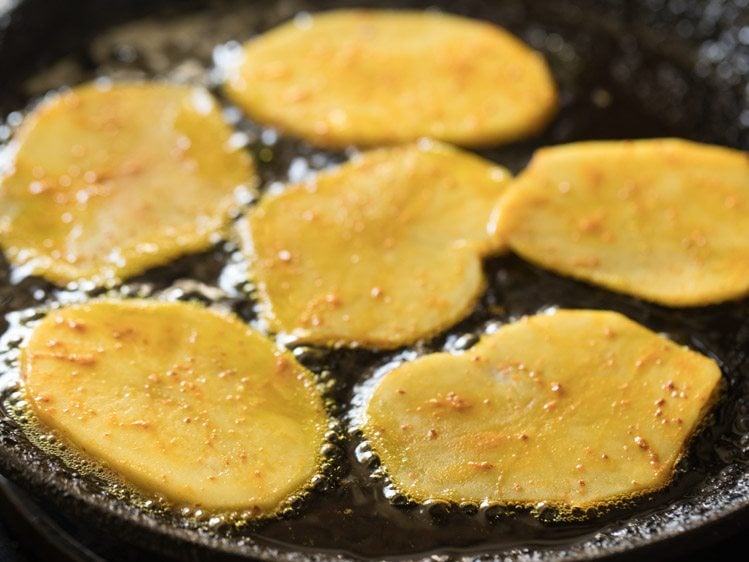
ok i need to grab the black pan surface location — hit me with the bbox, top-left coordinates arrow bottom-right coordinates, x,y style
0,1 -> 747,561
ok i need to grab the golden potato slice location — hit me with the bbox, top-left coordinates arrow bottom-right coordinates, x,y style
22,300 -> 328,513
0,82 -> 257,286
363,310 -> 721,508
224,9 -> 557,148
496,139 -> 749,306
244,141 -> 511,348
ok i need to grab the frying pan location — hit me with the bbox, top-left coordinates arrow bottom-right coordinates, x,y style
0,0 -> 747,560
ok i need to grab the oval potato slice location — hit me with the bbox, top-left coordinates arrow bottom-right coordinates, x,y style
0,82 -> 257,286
244,141 -> 512,348
496,139 -> 749,306
224,9 -> 557,148
22,300 -> 328,513
363,310 -> 721,508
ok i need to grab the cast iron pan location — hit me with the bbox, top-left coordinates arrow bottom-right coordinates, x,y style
0,0 -> 747,560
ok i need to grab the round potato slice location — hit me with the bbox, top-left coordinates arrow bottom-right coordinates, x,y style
363,309 -> 721,508
496,139 -> 749,306
244,141 -> 512,349
22,300 -> 328,514
0,82 -> 257,286
224,9 -> 557,148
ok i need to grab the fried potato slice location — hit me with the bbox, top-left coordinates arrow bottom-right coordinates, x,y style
224,9 -> 557,148
363,310 -> 721,508
22,300 -> 328,513
0,82 -> 257,286
244,141 -> 511,348
496,139 -> 749,306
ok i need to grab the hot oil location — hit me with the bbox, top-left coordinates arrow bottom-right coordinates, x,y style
0,0 -> 747,560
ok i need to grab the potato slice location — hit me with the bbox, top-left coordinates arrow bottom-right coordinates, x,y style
363,310 -> 721,508
22,300 -> 328,513
0,82 -> 257,286
496,139 -> 749,306
244,141 -> 511,348
224,9 -> 557,148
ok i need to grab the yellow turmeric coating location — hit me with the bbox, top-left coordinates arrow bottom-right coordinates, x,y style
22,300 -> 328,513
0,82 -> 257,286
244,141 -> 512,348
496,139 -> 749,306
364,310 -> 721,508
224,9 -> 557,148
